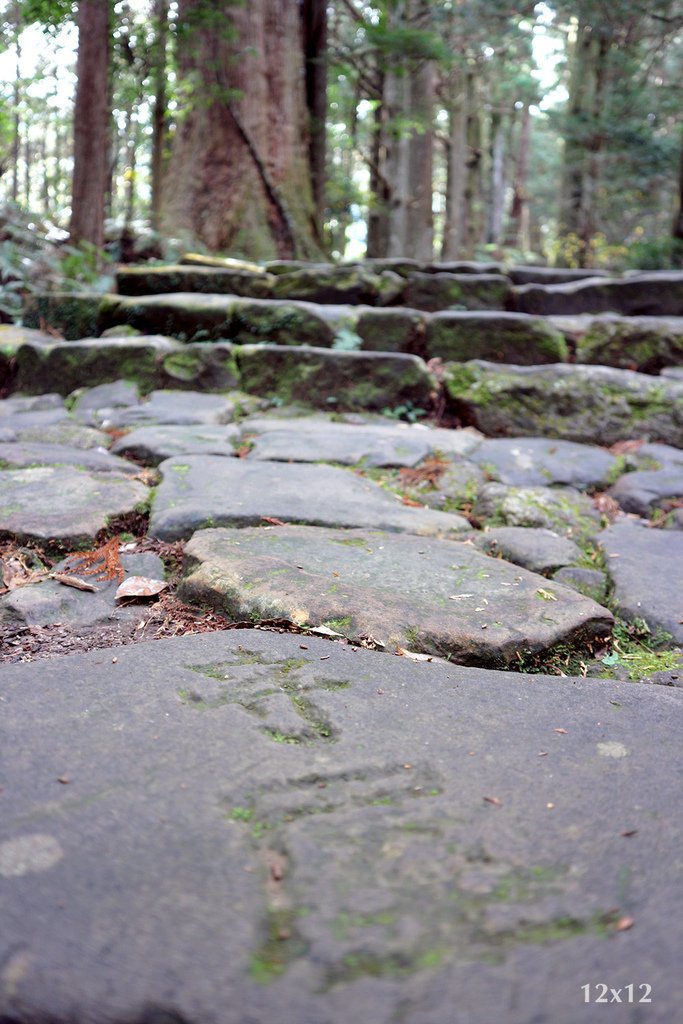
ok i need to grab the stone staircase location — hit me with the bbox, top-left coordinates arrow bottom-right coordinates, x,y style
1,256 -> 682,666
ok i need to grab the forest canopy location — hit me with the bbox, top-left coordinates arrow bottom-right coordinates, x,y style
1,0 -> 683,274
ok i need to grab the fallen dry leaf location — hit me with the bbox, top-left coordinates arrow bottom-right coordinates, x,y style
115,576 -> 169,601
614,916 -> 634,932
309,624 -> 343,637
483,795 -> 502,807
592,492 -> 620,521
553,728 -> 568,735
609,439 -> 644,455
50,573 -> 98,592
396,647 -> 433,661
399,457 -> 449,488
260,516 -> 288,526
621,829 -> 638,838
401,495 -> 424,507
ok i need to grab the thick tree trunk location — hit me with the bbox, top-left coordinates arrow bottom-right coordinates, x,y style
150,0 -> 169,233
70,0 -> 110,249
163,0 -> 322,259
302,0 -> 327,240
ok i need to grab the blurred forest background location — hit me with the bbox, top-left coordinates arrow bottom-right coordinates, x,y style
1,0 -> 683,314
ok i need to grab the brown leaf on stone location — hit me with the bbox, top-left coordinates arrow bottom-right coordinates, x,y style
399,457 -> 449,488
260,516 -> 288,526
115,576 -> 169,601
483,795 -> 502,807
614,916 -> 634,932
401,495 -> 424,507
64,536 -> 124,584
553,728 -> 568,735
609,440 -> 644,455
592,492 -> 620,521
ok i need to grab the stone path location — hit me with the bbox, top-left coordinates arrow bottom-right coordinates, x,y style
1,257 -> 682,1021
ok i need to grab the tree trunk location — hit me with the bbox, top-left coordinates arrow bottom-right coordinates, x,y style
559,22 -> 611,264
506,102 -> 531,252
441,67 -> 468,260
673,130 -> 683,241
150,0 -> 169,233
462,71 -> 483,258
163,0 -> 322,259
485,109 -> 506,247
302,0 -> 327,240
385,0 -> 434,260
70,0 -> 110,249
366,73 -> 390,258
11,34 -> 21,204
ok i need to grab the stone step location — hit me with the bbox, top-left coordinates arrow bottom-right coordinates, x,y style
515,271 -> 683,317
445,361 -> 683,447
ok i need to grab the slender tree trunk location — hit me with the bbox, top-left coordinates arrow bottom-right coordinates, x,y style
124,118 -> 138,228
673,131 -> 683,241
462,71 -> 482,257
485,109 -> 506,246
367,75 -> 390,258
11,35 -> 21,204
70,0 -> 110,249
150,0 -> 169,233
441,66 -> 468,260
506,101 -> 531,252
302,0 -> 327,240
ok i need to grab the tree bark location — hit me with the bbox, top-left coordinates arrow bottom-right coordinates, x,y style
485,109 -> 506,247
70,0 -> 110,249
302,0 -> 327,240
441,66 -> 468,260
672,130 -> 683,241
506,102 -> 531,252
11,32 -> 21,204
366,72 -> 391,257
150,0 -> 169,233
163,0 -> 322,259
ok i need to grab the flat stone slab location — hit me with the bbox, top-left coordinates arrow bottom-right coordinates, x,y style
470,437 -> 617,489
0,551 -> 164,628
1,630 -> 681,1023
103,390 -> 238,428
475,483 -> 600,542
242,416 -> 481,467
472,527 -> 583,575
446,361 -> 683,446
111,424 -> 241,465
0,441 -> 141,475
598,519 -> 683,642
575,315 -> 683,373
0,466 -> 148,546
181,526 -> 611,663
607,468 -> 683,517
150,456 -> 469,541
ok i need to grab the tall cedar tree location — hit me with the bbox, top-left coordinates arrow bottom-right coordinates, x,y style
162,0 -> 323,259
70,0 -> 110,249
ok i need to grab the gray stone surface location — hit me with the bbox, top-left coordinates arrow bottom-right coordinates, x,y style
104,390 -> 237,428
1,418 -> 110,449
0,466 -> 148,545
475,483 -> 600,542
553,566 -> 608,604
150,456 -> 470,541
242,416 -> 480,468
1,629 -> 681,1023
514,272 -> 683,316
472,527 -> 583,574
507,266 -> 610,285
0,441 -> 141,475
401,272 -> 511,312
446,361 -> 683,446
598,519 -> 683,642
111,424 -> 241,465
0,551 -> 165,628
70,379 -> 140,424
608,468 -> 683,516
470,437 -> 617,489
575,315 -> 683,373
181,526 -> 611,664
